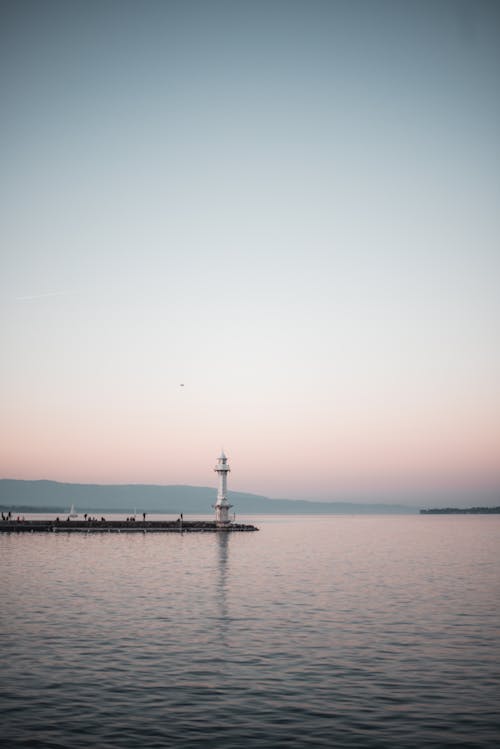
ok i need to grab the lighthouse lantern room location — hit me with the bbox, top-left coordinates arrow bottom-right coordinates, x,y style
213,450 -> 233,526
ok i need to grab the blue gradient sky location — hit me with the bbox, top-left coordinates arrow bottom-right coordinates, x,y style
1,1 -> 499,503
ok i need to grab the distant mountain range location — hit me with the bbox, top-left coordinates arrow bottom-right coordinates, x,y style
0,479 -> 417,514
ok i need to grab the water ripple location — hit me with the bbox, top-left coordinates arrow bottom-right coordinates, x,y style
1,516 -> 500,747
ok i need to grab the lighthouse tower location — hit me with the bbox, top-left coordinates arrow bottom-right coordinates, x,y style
213,450 -> 233,526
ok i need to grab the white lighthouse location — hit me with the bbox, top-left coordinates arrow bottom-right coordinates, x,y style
213,450 -> 233,526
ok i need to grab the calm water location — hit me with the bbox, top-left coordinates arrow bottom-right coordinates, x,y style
1,515 -> 499,748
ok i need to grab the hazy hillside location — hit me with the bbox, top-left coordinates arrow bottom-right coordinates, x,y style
0,479 -> 417,514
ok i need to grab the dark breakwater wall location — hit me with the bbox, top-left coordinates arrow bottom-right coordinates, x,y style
0,519 -> 258,533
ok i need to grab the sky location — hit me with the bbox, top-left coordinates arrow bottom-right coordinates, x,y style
1,0 -> 499,505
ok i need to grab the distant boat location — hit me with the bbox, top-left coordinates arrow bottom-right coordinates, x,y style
68,504 -> 78,518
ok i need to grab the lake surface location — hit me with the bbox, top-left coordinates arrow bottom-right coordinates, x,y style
1,515 -> 499,748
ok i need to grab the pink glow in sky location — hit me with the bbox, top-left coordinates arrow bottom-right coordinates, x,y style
1,2 -> 499,506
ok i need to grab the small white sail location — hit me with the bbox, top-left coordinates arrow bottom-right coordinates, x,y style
69,504 -> 78,518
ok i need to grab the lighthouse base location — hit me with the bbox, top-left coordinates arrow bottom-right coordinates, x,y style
215,520 -> 232,529
213,501 -> 233,527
